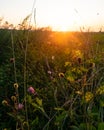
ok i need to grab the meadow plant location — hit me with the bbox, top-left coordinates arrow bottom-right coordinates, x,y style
1,21 -> 104,130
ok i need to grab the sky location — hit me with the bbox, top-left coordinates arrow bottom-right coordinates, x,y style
0,0 -> 104,31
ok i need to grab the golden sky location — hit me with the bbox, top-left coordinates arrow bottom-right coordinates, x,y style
0,0 -> 104,31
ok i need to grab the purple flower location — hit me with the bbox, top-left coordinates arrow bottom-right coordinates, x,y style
18,103 -> 24,110
27,86 -> 35,94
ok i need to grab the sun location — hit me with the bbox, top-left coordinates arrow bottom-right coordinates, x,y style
36,0 -> 87,31
50,24 -> 70,32
58,26 -> 70,32
36,0 -> 77,31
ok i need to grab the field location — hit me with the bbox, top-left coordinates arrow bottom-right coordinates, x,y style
0,27 -> 104,130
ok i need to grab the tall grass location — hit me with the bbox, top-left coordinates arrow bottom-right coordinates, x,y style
0,18 -> 104,130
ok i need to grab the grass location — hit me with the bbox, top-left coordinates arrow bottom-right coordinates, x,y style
0,23 -> 104,130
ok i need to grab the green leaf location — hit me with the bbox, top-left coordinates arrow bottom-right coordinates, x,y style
16,115 -> 25,122
35,97 -> 42,106
54,107 -> 64,111
31,117 -> 39,126
7,113 -> 25,122
31,102 -> 40,109
100,100 -> 104,107
27,95 -> 32,103
98,122 -> 104,130
70,126 -> 80,130
7,112 -> 16,119
55,111 -> 67,126
79,123 -> 96,130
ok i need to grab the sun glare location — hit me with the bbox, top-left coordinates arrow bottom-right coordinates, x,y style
0,0 -> 103,31
35,0 -> 104,32
56,26 -> 69,32
36,0 -> 78,31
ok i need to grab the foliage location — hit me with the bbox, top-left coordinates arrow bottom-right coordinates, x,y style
0,25 -> 104,130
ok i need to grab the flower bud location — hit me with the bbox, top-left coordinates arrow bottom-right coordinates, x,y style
18,103 -> 24,110
27,86 -> 35,94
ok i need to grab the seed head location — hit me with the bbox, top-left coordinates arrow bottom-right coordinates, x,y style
58,72 -> 64,77
78,57 -> 82,64
2,100 -> 8,106
11,96 -> 17,102
14,83 -> 19,89
10,58 -> 15,63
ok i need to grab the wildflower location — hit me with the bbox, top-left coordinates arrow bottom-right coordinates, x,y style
14,83 -> 19,89
18,103 -> 24,110
85,92 -> 93,102
67,76 -> 74,82
74,50 -> 82,58
27,86 -> 36,94
96,85 -> 104,95
64,62 -> 72,67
